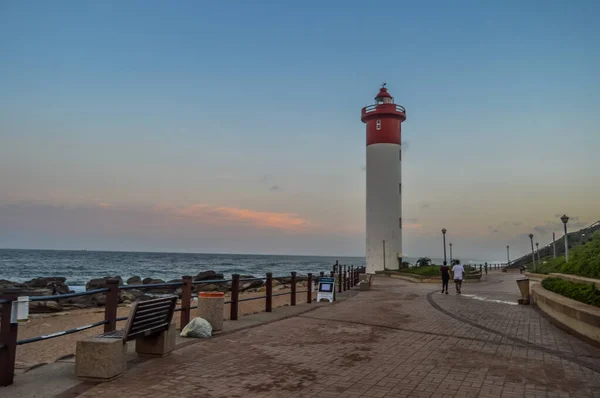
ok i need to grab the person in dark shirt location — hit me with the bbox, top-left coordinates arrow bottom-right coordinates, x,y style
440,261 -> 450,294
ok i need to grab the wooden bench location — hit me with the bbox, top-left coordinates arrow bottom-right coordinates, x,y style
76,296 -> 178,381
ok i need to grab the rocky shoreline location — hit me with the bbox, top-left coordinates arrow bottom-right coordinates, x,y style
0,270 -> 315,314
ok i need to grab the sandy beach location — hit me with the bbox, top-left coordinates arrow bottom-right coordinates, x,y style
15,287 -> 306,368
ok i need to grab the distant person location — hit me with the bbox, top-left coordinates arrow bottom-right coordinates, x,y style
452,261 -> 465,294
440,261 -> 450,294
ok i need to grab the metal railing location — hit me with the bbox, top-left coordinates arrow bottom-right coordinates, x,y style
362,104 -> 406,114
0,265 -> 366,386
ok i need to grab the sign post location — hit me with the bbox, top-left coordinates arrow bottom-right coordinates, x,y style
316,277 -> 336,303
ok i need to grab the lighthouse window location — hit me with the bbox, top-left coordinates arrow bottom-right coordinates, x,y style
376,120 -> 381,130
399,183 -> 401,194
399,150 -> 401,161
399,218 -> 402,228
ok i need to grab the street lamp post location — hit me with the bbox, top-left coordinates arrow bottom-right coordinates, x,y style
536,242 -> 541,265
442,228 -> 447,264
529,233 -> 536,272
552,232 -> 556,258
449,243 -> 453,265
561,214 -> 569,263
506,245 -> 510,267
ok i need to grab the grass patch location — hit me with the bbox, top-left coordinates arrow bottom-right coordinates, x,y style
541,277 -> 600,307
399,265 -> 479,277
399,265 -> 441,277
532,231 -> 600,278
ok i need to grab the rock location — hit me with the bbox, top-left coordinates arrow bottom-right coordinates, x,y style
29,301 -> 64,313
126,276 -> 142,285
241,280 -> 264,292
86,276 -> 123,290
143,278 -> 165,284
24,277 -> 66,288
272,279 -> 283,287
193,270 -> 224,282
195,283 -> 220,292
273,277 -> 293,284
121,289 -> 151,304
24,277 -> 71,295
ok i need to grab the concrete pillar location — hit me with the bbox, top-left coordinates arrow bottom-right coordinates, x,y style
198,292 -> 224,334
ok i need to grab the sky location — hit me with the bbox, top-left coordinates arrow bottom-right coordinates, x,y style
1,0 -> 599,260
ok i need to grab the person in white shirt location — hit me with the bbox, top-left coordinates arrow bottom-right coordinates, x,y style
451,262 -> 465,294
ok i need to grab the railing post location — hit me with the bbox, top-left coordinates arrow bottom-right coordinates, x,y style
265,272 -> 273,313
290,272 -> 297,306
343,265 -> 347,291
0,295 -> 18,387
180,276 -> 192,329
104,279 -> 119,333
347,266 -> 351,290
330,271 -> 334,278
307,273 -> 313,304
230,274 -> 240,320
337,269 -> 342,293
320,271 -> 325,278
351,266 -> 355,287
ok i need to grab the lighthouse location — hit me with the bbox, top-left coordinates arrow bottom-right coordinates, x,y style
361,85 -> 407,274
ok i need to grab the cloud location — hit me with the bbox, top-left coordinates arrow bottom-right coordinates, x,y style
401,141 -> 409,152
404,218 -> 419,223
98,202 -> 111,208
360,165 -> 366,171
260,175 -> 282,191
419,202 -> 430,209
0,202 -> 364,255
167,204 -> 310,231
533,216 -> 588,235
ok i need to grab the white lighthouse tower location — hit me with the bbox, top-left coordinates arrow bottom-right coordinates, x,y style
361,85 -> 407,274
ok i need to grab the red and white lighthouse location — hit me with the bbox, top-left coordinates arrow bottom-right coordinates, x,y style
361,85 -> 407,273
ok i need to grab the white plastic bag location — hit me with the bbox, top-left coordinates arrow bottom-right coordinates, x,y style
180,317 -> 212,338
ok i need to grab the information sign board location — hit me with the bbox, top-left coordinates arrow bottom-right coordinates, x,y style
316,277 -> 335,303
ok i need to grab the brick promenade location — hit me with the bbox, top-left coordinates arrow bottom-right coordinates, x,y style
78,272 -> 600,397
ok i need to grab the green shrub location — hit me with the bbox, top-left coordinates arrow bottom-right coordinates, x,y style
400,265 -> 441,277
533,231 -> 600,278
541,277 -> 600,307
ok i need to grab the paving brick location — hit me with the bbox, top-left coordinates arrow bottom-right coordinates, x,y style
75,273 -> 600,398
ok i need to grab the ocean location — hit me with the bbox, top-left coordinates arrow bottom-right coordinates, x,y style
0,249 -> 376,290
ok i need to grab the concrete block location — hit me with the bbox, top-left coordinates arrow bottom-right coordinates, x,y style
135,323 -> 176,357
75,337 -> 126,381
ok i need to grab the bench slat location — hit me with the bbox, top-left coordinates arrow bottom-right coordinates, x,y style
122,296 -> 177,342
131,310 -> 171,323
126,322 -> 171,340
132,304 -> 173,317
128,315 -> 171,332
135,301 -> 175,311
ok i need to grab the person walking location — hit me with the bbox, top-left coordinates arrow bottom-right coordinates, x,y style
440,261 -> 450,294
452,261 -> 465,294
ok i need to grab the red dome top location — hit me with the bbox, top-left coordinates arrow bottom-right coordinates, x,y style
375,87 -> 392,99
